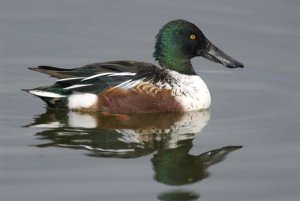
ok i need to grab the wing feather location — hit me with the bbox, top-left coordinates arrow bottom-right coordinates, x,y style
29,61 -> 158,78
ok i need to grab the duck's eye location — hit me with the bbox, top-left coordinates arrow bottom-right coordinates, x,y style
189,34 -> 196,40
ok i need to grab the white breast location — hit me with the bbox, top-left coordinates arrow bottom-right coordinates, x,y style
168,70 -> 211,111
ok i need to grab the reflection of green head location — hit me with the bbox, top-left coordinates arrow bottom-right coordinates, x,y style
152,139 -> 208,186
152,143 -> 242,186
153,20 -> 204,75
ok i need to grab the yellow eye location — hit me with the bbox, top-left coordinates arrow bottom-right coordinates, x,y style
190,34 -> 196,40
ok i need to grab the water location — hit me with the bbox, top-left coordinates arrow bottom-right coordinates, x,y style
1,0 -> 300,201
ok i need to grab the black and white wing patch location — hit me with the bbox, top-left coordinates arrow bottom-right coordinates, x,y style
114,68 -> 178,90
56,72 -> 136,93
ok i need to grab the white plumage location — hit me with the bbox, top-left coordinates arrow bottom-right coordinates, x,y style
68,93 -> 98,109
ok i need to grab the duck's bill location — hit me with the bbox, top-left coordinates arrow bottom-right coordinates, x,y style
197,38 -> 244,68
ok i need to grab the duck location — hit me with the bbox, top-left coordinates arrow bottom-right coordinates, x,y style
24,19 -> 243,113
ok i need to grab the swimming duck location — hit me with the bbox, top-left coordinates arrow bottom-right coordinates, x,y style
25,20 -> 243,113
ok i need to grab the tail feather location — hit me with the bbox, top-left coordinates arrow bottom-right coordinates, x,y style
25,89 -> 66,98
29,66 -> 73,79
22,88 -> 68,108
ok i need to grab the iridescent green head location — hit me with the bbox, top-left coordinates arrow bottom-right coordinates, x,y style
153,20 -> 244,75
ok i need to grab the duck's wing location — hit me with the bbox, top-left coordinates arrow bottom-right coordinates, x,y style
26,67 -> 173,104
52,72 -> 137,94
29,60 -> 158,79
52,66 -> 173,94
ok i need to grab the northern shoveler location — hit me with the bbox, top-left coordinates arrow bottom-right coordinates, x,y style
24,19 -> 243,113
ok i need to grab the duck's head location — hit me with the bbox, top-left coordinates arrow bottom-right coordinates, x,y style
153,20 -> 244,75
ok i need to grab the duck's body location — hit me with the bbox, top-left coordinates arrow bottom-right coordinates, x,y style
25,20 -> 243,113
27,62 -> 211,113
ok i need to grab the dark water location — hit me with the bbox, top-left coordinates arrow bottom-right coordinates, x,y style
1,0 -> 300,201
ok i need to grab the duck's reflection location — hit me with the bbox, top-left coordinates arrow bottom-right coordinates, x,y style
27,109 -> 242,187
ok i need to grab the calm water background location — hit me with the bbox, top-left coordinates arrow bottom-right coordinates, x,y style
1,0 -> 300,201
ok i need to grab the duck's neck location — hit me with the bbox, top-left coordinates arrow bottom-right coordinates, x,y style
158,57 -> 196,75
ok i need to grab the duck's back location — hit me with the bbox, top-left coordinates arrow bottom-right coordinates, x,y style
29,60 -> 157,79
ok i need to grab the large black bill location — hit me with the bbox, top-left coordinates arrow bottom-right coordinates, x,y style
197,38 -> 244,68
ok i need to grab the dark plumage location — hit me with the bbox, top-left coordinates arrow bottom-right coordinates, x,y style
29,60 -> 157,79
